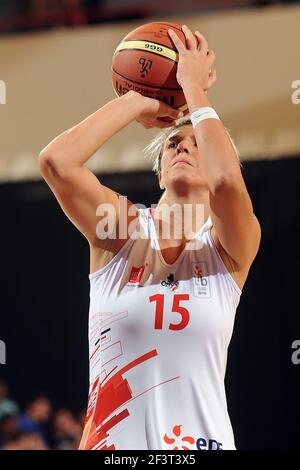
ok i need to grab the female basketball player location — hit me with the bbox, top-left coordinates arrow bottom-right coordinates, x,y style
39,25 -> 261,450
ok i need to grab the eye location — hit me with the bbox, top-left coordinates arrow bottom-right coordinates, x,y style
167,142 -> 177,148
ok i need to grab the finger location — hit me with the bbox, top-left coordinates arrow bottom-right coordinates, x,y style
181,24 -> 198,50
168,28 -> 185,52
208,69 -> 217,84
194,31 -> 209,55
207,49 -> 216,66
157,116 -> 173,122
158,112 -> 183,123
157,101 -> 184,120
171,108 -> 184,119
194,30 -> 209,50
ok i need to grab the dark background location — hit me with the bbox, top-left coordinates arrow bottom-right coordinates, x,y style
1,156 -> 300,449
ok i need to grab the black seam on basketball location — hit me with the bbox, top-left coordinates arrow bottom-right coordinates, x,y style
147,23 -> 183,33
121,38 -> 179,51
114,47 -> 177,64
115,50 -> 176,64
131,23 -> 184,34
111,68 -> 182,91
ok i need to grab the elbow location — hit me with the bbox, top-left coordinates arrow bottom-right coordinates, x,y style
38,131 -> 70,177
39,151 -> 53,175
38,151 -> 62,179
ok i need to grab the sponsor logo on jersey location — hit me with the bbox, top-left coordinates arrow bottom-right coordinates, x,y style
192,262 -> 211,298
163,424 -> 222,450
128,265 -> 145,285
161,273 -> 179,291
163,424 -> 195,450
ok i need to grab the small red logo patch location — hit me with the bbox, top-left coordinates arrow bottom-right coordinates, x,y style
193,265 -> 203,280
128,265 -> 145,284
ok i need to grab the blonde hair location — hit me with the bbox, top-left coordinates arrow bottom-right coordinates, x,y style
143,116 -> 242,176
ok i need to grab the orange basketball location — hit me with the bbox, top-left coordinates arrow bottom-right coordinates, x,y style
111,21 -> 189,115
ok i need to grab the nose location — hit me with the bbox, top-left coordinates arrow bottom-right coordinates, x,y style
176,140 -> 191,154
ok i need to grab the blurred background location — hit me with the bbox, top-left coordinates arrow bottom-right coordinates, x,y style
0,0 -> 300,450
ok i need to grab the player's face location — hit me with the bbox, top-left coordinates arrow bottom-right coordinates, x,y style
159,125 -> 208,191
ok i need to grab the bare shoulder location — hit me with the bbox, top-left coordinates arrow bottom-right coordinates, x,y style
89,203 -> 140,274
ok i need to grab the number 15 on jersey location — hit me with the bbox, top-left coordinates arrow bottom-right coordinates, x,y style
149,294 -> 190,331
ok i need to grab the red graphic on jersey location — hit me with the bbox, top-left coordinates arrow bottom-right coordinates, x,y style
193,265 -> 203,280
163,424 -> 195,450
79,349 -> 158,450
128,265 -> 145,284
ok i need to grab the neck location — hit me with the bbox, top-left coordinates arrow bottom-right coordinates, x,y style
154,185 -> 210,242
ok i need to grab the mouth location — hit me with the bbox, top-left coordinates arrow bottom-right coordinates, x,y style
172,161 -> 192,167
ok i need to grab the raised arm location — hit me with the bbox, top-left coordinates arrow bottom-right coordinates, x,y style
39,90 -> 182,250
168,26 -> 261,277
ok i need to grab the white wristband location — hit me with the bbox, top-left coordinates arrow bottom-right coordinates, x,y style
190,107 -> 220,128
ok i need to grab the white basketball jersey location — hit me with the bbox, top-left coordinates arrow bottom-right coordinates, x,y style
79,208 -> 241,450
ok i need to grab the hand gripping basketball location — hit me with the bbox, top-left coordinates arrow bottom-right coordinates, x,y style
168,25 -> 217,92
134,92 -> 184,129
111,22 -> 195,116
